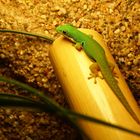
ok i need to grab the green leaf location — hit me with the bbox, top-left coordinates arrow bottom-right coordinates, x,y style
0,93 -> 52,112
0,29 -> 54,44
0,75 -> 140,138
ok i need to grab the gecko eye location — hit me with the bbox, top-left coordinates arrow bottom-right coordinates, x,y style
81,42 -> 85,46
62,31 -> 67,34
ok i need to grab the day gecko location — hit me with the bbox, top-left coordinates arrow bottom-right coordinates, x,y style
56,24 -> 140,124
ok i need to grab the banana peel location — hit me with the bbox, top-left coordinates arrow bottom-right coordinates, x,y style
49,29 -> 140,140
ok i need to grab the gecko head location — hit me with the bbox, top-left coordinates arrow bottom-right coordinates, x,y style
56,24 -> 75,37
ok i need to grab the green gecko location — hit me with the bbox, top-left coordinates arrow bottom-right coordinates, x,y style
56,24 -> 140,124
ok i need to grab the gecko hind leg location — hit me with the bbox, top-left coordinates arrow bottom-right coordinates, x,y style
88,62 -> 103,84
88,62 -> 118,84
108,62 -> 119,79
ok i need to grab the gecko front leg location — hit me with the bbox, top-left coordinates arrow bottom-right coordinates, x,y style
75,42 -> 83,51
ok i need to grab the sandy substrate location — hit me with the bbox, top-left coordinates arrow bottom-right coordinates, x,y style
0,0 -> 140,139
